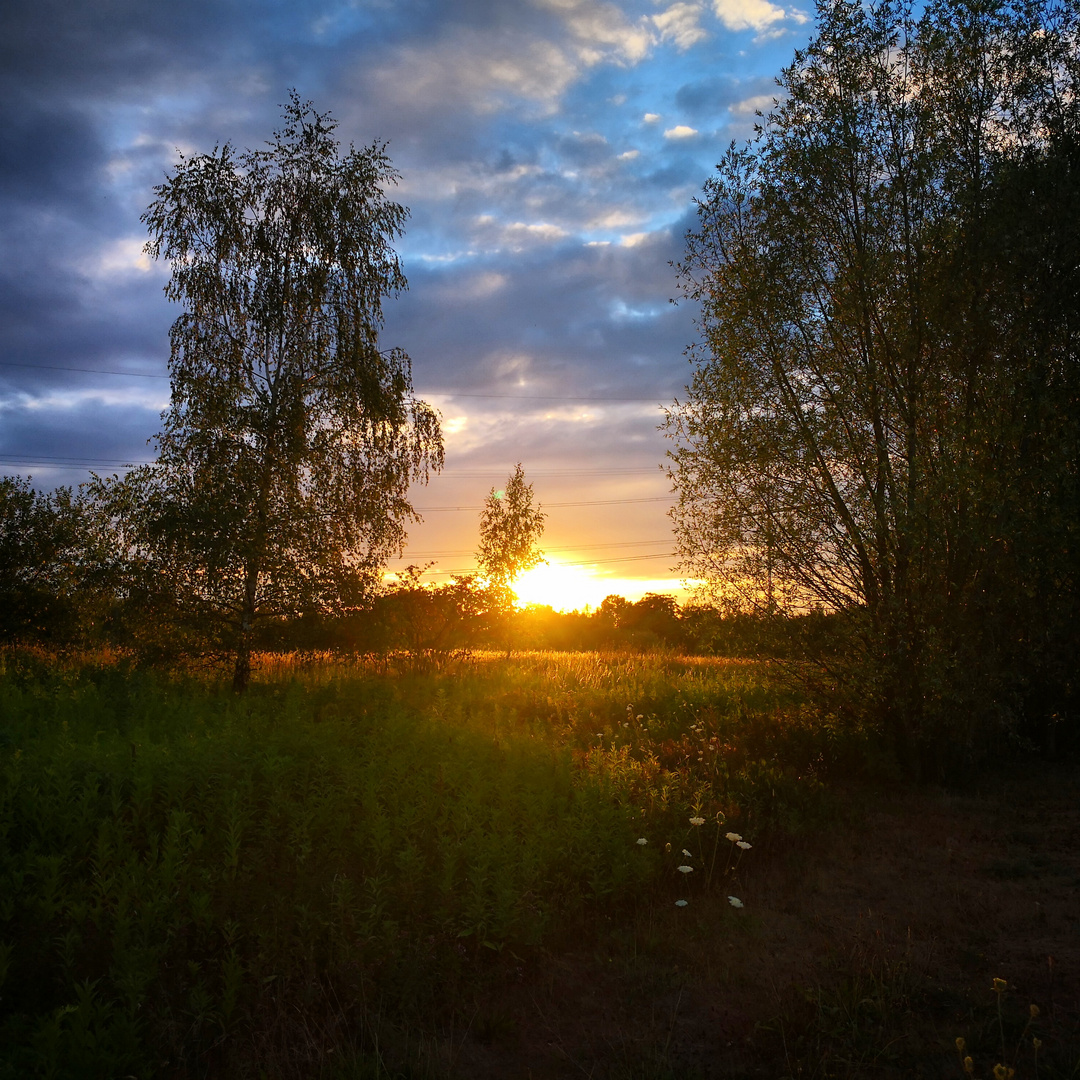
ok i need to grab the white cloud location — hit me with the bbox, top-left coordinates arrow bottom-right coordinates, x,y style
366,31 -> 580,117
618,149 -> 640,160
473,215 -> 569,250
535,0 -> 654,64
730,92 -> 777,115
82,237 -> 157,280
663,124 -> 699,139
619,232 -> 651,247
711,0 -> 787,32
651,3 -> 709,50
587,207 -> 647,229
643,112 -> 662,123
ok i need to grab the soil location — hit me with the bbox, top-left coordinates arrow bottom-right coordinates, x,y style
442,763 -> 1080,1079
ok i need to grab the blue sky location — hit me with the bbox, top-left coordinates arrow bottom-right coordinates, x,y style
0,0 -> 814,606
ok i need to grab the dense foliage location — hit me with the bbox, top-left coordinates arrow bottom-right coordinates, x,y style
91,94 -> 443,691
0,651 -> 837,1078
667,0 -> 1080,773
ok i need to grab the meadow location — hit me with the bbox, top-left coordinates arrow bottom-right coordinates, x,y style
0,650 -> 1076,1078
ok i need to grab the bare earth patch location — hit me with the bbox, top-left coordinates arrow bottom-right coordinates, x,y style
444,765 -> 1080,1078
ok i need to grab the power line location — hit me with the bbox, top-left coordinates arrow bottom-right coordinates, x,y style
0,361 -> 168,379
392,538 -> 672,558
411,551 -> 677,576
0,361 -> 674,403
415,496 -> 672,511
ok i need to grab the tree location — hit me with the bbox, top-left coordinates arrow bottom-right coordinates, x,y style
666,0 -> 1080,771
105,93 -> 443,689
0,477 -> 88,642
476,463 -> 546,593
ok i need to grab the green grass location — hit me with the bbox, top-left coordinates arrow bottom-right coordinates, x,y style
0,650 -> 861,1078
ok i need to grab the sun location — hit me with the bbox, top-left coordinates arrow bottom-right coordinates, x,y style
511,560 -> 607,612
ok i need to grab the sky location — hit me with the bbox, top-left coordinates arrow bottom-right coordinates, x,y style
0,0 -> 814,611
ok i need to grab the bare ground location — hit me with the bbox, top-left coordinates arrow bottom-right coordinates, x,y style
438,764 -> 1080,1079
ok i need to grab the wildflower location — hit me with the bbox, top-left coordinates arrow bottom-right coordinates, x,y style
664,842 -> 672,853
636,837 -> 648,846
1030,1003 -> 1040,1018
725,832 -> 742,842
955,1037 -> 966,1053
682,849 -> 692,857
736,840 -> 752,850
992,1065 -> 1015,1080
677,865 -> 693,873
675,899 -> 688,907
636,715 -> 643,721
1033,1037 -> 1042,1051
689,816 -> 705,826
963,1057 -> 974,1075
993,977 -> 1008,993
727,896 -> 744,908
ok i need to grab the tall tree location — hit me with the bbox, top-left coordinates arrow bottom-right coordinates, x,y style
476,463 -> 546,593
105,93 -> 443,689
666,0 -> 1080,770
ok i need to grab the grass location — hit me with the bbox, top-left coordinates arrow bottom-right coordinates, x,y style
0,649 -> 1076,1077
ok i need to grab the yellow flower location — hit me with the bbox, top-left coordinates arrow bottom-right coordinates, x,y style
993,977 -> 1008,993
1033,1037 -> 1042,1051
1029,1003 -> 1040,1018
955,1037 -> 966,1053
963,1056 -> 974,1075
993,1064 -> 1015,1080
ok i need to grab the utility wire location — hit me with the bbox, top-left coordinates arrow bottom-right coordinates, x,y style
415,496 -> 672,511
410,551 -> 677,576
392,538 -> 672,558
0,361 -> 673,403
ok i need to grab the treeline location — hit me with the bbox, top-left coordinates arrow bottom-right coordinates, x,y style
0,480 -> 787,660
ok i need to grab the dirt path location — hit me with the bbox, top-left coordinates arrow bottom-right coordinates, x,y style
450,765 -> 1080,1078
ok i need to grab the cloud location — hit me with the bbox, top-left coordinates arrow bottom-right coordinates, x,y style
730,92 -> 778,115
651,3 -> 709,51
710,0 -> 789,32
534,0 -> 653,65
663,125 -> 699,139
643,112 -> 662,123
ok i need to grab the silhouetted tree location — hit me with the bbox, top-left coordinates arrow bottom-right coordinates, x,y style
667,0 -> 1080,770
476,463 -> 545,591
98,93 -> 443,689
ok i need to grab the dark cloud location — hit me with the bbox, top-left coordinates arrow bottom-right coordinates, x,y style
0,0 -> 808,593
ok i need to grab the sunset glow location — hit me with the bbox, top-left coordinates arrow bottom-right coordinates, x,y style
511,561 -> 604,612
511,561 -> 689,611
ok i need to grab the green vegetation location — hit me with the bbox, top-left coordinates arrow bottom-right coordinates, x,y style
667,0 -> 1080,774
0,649 -> 845,1077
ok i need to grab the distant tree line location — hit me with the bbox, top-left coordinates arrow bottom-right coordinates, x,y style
0,486 -> 783,663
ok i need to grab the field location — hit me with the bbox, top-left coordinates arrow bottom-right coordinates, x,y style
0,649 -> 1077,1078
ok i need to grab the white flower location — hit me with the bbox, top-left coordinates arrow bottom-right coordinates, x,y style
636,837 -> 648,845
736,840 -> 751,850
689,816 -> 705,826
677,864 -> 693,873
675,899 -> 688,907
682,848 -> 692,857
725,832 -> 742,842
727,896 -> 744,908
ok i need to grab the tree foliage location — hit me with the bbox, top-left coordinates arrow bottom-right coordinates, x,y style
98,93 -> 443,688
476,463 -> 546,590
666,0 -> 1080,770
0,478 -> 90,642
